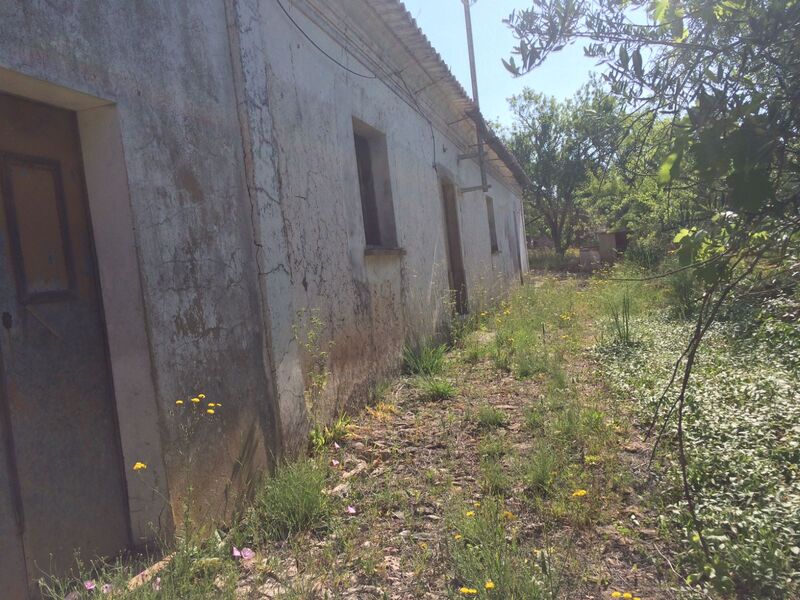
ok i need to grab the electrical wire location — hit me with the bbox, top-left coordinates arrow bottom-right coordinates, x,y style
275,0 -> 377,79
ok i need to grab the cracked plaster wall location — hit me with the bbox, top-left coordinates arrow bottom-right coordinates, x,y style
237,0 -> 528,449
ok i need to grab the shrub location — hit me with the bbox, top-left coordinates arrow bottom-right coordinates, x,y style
245,459 -> 329,542
666,268 -> 697,319
403,342 -> 447,376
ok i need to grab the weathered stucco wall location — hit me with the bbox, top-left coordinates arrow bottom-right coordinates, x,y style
233,0 -> 528,447
0,0 -> 526,538
0,0 -> 279,528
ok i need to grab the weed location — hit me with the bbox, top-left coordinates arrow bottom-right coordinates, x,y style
309,414 -> 351,453
403,342 -> 447,375
244,459 -> 328,542
478,434 -> 508,459
522,445 -> 559,497
480,458 -> 511,496
448,497 -> 550,598
475,404 -> 509,429
417,376 -> 456,400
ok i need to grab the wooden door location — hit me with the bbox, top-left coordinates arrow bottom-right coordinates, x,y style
0,93 -> 130,596
440,179 -> 468,315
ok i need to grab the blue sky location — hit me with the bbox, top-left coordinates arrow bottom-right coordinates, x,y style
402,0 -> 600,127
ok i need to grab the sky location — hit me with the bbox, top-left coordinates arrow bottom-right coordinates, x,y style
401,0 -> 601,127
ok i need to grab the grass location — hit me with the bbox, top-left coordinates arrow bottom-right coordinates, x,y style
403,342 -> 447,375
242,459 -> 329,543
309,413 -> 351,453
447,497 -> 553,598
474,404 -> 509,429
416,376 -> 456,400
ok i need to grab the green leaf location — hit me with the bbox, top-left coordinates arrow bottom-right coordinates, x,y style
658,152 -> 679,185
673,228 -> 691,244
502,56 -> 519,75
652,0 -> 669,23
619,46 -> 629,69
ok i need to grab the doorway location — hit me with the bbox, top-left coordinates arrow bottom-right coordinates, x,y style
0,93 -> 131,595
440,177 -> 468,315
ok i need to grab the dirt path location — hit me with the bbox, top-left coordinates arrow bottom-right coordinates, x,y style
237,309 -> 679,599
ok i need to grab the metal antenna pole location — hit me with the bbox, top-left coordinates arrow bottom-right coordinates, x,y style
462,0 -> 488,193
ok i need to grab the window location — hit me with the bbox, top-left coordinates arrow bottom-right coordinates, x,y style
486,196 -> 499,253
352,118 -> 398,250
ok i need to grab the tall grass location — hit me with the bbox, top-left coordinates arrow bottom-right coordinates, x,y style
403,342 -> 447,376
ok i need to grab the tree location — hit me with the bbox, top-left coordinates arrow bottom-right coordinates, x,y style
505,83 -> 624,254
503,0 -> 800,593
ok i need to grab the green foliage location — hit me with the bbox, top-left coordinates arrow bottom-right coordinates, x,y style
309,414 -> 351,454
403,342 -> 447,376
598,310 -> 800,597
244,459 -> 329,542
480,458 -> 511,496
417,376 -> 456,401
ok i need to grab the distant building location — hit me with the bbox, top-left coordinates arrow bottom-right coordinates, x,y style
0,0 -> 529,594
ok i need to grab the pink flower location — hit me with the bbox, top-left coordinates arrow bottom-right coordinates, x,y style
101,584 -> 113,594
83,580 -> 96,591
152,577 -> 161,591
240,547 -> 256,560
331,459 -> 340,467
232,545 -> 242,558
346,505 -> 357,514
334,442 -> 341,449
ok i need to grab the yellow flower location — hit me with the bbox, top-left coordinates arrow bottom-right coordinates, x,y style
623,594 -> 633,599
132,462 -> 147,471
208,403 -> 216,407
611,593 -> 622,598
454,533 -> 462,540
473,501 -> 481,507
459,588 -> 478,596
175,400 -> 184,405
206,409 -> 215,415
465,511 -> 475,517
502,510 -> 516,521
572,489 -> 588,497
198,393 -> 206,399
485,580 -> 495,590
191,397 -> 200,404
584,455 -> 600,465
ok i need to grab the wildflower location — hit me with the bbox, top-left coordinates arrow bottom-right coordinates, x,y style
572,489 -> 588,497
465,510 -> 475,517
611,593 -> 622,598
241,548 -> 255,560
208,403 -> 216,407
419,542 -> 428,550
84,580 -> 96,591
191,397 -> 200,404
175,399 -> 184,405
502,510 -> 516,521
331,459 -> 340,467
459,588 -> 478,595
206,409 -> 215,415
485,580 -> 495,590
454,533 -> 462,540
101,584 -> 113,594
623,594 -> 632,599
152,577 -> 161,592
132,462 -> 147,471
198,394 -> 206,399
473,501 -> 481,507
346,505 -> 357,514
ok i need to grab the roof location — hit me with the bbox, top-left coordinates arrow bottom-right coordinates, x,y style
369,0 -> 532,191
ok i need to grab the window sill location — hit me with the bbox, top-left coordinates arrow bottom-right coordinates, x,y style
364,246 -> 406,257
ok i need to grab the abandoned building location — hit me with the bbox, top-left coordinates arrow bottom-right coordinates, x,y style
0,0 -> 529,594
